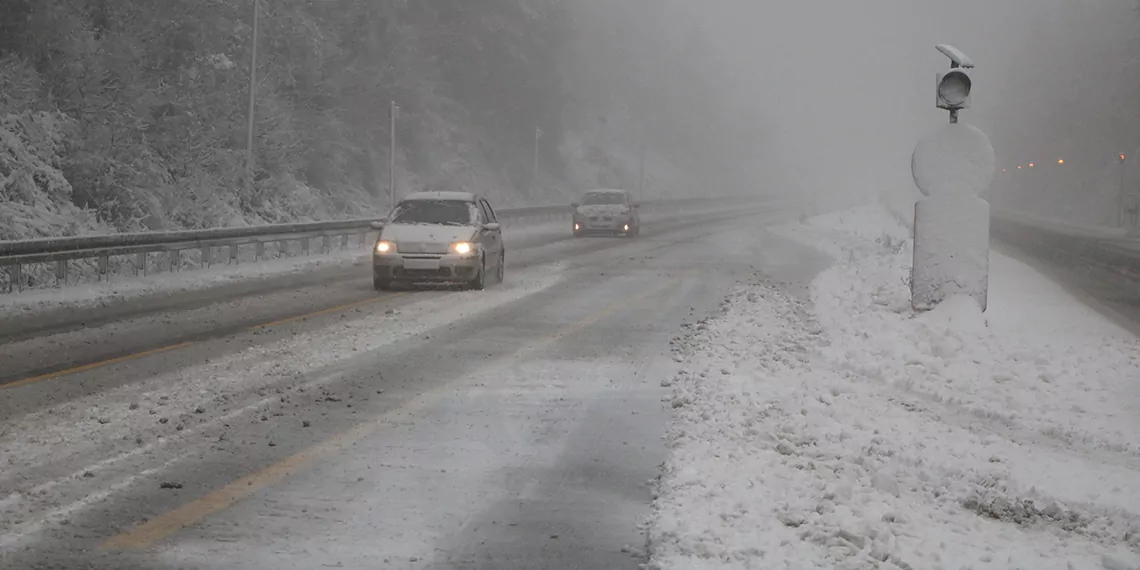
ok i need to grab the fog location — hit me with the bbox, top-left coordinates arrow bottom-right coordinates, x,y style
3,1 -> 1138,237
662,0 -> 1140,221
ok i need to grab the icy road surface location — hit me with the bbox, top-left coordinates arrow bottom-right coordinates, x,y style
0,205 -> 813,569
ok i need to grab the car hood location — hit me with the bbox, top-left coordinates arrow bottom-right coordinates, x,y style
576,204 -> 629,217
382,224 -> 477,247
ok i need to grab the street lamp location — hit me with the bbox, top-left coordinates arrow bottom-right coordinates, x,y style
389,101 -> 399,211
935,44 -> 974,124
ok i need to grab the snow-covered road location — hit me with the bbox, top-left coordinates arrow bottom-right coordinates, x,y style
650,206 -> 1140,570
0,205 -> 808,569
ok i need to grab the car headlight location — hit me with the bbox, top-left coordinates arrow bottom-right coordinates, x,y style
451,242 -> 475,255
375,241 -> 396,254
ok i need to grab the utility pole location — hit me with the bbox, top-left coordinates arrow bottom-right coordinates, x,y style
533,126 -> 543,202
389,101 -> 399,211
244,0 -> 259,193
638,138 -> 646,202
1118,153 -> 1127,227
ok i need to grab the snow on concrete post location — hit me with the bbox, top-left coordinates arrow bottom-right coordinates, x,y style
911,45 -> 994,312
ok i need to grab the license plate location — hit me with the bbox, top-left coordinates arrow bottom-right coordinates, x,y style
404,258 -> 441,270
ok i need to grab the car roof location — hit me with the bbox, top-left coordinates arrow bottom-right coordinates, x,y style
584,188 -> 628,194
401,191 -> 479,202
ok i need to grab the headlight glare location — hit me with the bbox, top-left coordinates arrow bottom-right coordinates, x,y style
451,242 -> 474,255
375,240 -> 396,254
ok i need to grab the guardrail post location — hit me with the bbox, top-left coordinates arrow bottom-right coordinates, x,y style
201,246 -> 212,268
136,252 -> 146,276
321,235 -> 330,254
56,259 -> 67,286
278,240 -> 286,258
302,237 -> 310,256
170,250 -> 180,272
341,234 -> 349,250
229,244 -> 238,264
98,254 -> 109,281
11,263 -> 23,292
255,242 -> 264,261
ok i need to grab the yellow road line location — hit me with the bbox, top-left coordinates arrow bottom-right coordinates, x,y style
101,420 -> 377,550
2,342 -> 198,390
2,293 -> 405,391
101,274 -> 688,551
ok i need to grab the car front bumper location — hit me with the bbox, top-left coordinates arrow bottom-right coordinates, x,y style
574,218 -> 634,234
373,253 -> 480,282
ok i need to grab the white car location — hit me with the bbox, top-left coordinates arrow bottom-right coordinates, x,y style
372,192 -> 505,291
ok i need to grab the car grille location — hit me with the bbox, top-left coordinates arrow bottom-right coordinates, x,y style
399,241 -> 449,254
589,216 -> 613,222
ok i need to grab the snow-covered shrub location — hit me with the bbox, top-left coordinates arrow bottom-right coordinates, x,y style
0,111 -> 105,240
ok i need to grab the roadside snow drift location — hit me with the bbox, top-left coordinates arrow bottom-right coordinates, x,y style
649,205 -> 1140,570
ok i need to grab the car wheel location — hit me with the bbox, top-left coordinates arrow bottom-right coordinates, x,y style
470,257 -> 487,291
496,252 -> 505,283
373,276 -> 392,291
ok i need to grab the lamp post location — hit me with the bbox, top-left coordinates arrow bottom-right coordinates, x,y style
1118,153 -> 1127,227
533,126 -> 543,202
244,0 -> 260,193
389,101 -> 399,211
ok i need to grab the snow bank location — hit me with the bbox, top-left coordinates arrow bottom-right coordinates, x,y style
650,205 -> 1140,570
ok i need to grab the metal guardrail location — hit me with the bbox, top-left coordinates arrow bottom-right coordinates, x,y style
0,196 -> 768,293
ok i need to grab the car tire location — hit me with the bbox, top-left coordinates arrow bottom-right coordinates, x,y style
373,276 -> 392,291
470,257 -> 487,291
496,252 -> 505,283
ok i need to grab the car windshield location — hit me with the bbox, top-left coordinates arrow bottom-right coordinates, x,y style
389,199 -> 474,226
582,192 -> 626,205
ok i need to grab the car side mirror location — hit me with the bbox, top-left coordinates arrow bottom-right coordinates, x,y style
483,222 -> 501,231
631,202 -> 640,209
570,203 -> 580,209
369,220 -> 386,230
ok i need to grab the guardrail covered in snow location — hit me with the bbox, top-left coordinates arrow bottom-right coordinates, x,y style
0,196 -> 770,293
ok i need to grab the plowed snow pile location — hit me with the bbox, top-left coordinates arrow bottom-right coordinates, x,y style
649,205 -> 1140,570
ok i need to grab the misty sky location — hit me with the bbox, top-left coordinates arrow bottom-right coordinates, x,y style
687,0 -> 1140,207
